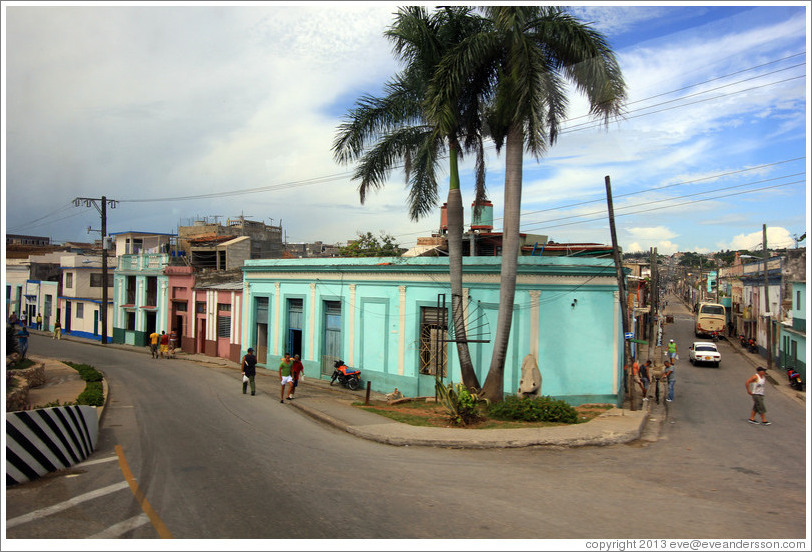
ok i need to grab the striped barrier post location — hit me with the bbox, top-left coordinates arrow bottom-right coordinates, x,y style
6,405 -> 99,486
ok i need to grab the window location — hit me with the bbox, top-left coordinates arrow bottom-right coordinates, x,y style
217,315 -> 231,338
419,306 -> 448,376
126,276 -> 136,304
90,273 -> 114,287
797,291 -> 802,310
76,303 -> 84,319
175,302 -> 187,312
217,303 -> 231,312
65,273 -> 73,289
196,302 -> 206,314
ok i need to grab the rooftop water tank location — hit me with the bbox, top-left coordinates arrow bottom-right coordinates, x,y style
471,200 -> 493,232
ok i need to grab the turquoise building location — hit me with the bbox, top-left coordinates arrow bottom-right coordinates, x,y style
779,281 -> 806,382
242,256 -> 626,406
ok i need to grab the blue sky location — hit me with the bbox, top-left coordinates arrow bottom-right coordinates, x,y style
3,2 -> 809,255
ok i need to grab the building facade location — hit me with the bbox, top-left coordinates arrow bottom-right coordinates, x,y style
779,281 -> 806,382
58,254 -> 115,340
242,256 -> 625,405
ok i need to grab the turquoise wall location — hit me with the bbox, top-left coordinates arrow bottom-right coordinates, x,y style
243,256 -> 623,405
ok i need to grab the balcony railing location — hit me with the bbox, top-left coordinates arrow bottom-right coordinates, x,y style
117,254 -> 169,271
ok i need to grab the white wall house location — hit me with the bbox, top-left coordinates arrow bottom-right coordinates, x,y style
58,254 -> 116,341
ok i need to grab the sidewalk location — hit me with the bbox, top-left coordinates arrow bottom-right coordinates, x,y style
20,328 -> 651,449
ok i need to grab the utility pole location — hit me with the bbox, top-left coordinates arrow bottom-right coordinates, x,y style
715,257 -> 720,303
762,224 -> 772,370
74,196 -> 116,344
647,247 -> 656,364
605,176 -> 636,410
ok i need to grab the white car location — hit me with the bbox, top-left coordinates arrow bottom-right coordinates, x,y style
688,341 -> 722,367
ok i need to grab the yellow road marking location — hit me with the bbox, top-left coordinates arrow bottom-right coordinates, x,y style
115,445 -> 173,538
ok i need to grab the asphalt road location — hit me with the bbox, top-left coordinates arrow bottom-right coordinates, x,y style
5,296 -> 808,542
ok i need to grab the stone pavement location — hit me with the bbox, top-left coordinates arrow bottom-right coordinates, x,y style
18,328 -> 657,449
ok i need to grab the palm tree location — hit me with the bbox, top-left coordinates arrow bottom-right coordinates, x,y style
333,6 -> 487,390
428,6 -> 627,402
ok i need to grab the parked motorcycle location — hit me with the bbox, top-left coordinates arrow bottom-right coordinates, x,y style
747,337 -> 759,354
331,360 -> 362,390
787,368 -> 804,391
739,335 -> 748,348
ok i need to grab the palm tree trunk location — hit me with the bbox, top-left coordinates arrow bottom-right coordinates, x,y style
482,122 -> 524,402
447,147 -> 480,390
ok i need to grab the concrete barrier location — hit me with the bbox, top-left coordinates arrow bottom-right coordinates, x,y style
5,405 -> 99,486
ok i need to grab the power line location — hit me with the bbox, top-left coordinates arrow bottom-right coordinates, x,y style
111,54 -> 805,205
523,180 -> 804,232
519,172 -> 805,231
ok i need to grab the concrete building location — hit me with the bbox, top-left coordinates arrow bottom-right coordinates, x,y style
177,216 -> 283,266
111,232 -> 173,346
57,254 -> 116,340
242,256 -> 626,405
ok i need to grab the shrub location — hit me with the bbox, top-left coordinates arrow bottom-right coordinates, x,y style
77,382 -> 104,406
63,361 -> 105,406
487,395 -> 579,424
63,361 -> 103,382
436,382 -> 488,426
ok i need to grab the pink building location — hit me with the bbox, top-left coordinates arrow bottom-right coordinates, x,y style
164,267 -> 244,363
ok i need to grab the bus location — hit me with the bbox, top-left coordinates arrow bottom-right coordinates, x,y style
695,302 -> 726,337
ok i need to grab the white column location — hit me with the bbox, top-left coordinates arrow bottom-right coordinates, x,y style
613,290 -> 620,393
273,282 -> 281,356
208,290 -> 216,341
529,290 -> 540,361
398,285 -> 406,376
231,291 -> 237,345
348,284 -> 356,366
309,283 -> 316,361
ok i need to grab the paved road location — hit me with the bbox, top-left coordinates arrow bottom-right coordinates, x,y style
5,299 -> 807,541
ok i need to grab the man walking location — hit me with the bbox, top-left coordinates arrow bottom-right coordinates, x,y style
149,331 -> 160,359
662,360 -> 675,402
746,366 -> 771,425
287,354 -> 304,400
241,348 -> 257,396
667,339 -> 678,363
53,320 -> 61,340
159,331 -> 169,359
278,352 -> 294,403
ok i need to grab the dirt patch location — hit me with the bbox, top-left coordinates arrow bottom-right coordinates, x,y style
354,399 -> 613,429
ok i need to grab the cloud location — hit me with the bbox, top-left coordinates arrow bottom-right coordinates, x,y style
726,226 -> 795,251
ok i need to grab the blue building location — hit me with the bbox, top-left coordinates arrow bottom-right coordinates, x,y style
242,256 -> 626,406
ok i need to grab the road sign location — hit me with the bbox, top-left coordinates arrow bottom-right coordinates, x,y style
624,332 -> 634,339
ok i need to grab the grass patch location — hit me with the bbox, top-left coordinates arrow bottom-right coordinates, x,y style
63,361 -> 105,407
353,398 -> 613,429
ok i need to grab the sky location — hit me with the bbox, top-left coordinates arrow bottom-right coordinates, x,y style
2,1 -> 809,256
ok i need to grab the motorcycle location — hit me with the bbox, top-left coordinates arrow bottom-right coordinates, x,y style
331,360 -> 362,390
747,337 -> 759,354
787,368 -> 804,391
710,330 -> 720,342
739,335 -> 748,348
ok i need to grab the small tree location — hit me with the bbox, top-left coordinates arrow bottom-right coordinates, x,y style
339,231 -> 402,257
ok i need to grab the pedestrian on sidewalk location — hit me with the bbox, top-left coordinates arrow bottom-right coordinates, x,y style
20,312 -> 27,328
745,366 -> 771,425
36,313 -> 42,330
631,360 -> 646,398
149,331 -> 160,359
16,325 -> 30,359
53,320 -> 61,340
159,331 -> 169,358
662,360 -> 675,402
641,360 -> 652,397
8,312 -> 18,326
242,348 -> 257,396
288,354 -> 304,400
279,352 -> 294,403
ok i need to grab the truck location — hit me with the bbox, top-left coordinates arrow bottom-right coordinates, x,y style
695,302 -> 726,337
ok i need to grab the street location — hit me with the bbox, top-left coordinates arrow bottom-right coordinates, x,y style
5,296 -> 807,541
